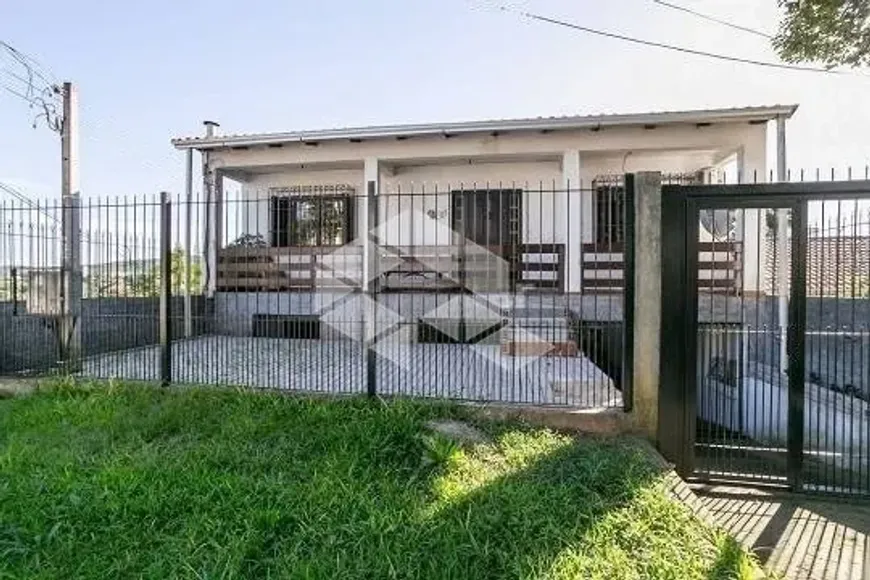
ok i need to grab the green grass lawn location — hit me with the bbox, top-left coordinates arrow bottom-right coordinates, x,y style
0,382 -> 760,579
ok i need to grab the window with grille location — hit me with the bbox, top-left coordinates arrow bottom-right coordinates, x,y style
594,184 -> 625,245
270,195 -> 352,247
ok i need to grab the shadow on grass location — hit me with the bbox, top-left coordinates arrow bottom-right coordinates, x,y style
705,536 -> 757,580
0,388 -> 746,579
234,430 -> 734,579
421,442 -> 658,578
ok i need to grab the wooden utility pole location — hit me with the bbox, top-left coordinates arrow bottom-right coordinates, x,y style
60,81 -> 82,368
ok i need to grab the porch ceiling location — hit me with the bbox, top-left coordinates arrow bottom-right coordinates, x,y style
219,148 -> 723,182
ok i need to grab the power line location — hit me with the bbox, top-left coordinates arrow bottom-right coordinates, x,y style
1,82 -> 33,103
1,39 -> 63,132
2,67 -> 61,102
0,40 -> 57,86
0,181 -> 57,222
652,0 -> 772,39
485,3 -> 863,76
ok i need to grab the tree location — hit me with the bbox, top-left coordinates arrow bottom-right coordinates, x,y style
773,0 -> 870,67
0,272 -> 27,302
124,248 -> 203,297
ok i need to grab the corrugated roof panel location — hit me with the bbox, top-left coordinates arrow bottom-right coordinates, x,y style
171,104 -> 798,149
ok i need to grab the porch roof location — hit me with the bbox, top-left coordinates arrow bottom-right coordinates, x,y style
171,104 -> 798,151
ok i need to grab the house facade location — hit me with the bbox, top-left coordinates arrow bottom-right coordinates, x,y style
171,104 -> 796,335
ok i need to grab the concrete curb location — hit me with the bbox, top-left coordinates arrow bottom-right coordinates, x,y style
467,403 -> 638,435
0,378 -> 41,398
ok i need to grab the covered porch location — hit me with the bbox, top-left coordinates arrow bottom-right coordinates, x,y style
207,149 -> 757,297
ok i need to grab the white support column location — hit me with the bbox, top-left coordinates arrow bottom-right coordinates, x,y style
202,152 -> 217,297
562,150 -> 582,293
215,169 -> 225,273
362,158 -> 380,286
582,171 -> 594,244
362,158 -> 380,394
739,130 -> 769,296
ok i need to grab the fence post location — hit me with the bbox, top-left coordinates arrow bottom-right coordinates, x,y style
364,177 -> 379,397
787,200 -> 808,491
159,192 -> 172,387
630,172 -> 663,439
60,193 -> 82,371
10,267 -> 17,316
622,174 -> 636,412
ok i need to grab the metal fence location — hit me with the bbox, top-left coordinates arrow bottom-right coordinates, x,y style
659,172 -> 870,496
0,181 -> 633,409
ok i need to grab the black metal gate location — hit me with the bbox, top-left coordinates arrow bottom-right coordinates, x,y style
661,180 -> 870,496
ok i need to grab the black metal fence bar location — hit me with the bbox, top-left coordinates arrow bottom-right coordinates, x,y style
0,180 -> 632,411
662,176 -> 870,497
159,191 -> 172,387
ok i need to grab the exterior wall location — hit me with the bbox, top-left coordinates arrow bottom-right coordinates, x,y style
232,151 -> 728,288
215,122 -> 768,293
213,291 -> 624,339
0,297 -> 211,374
236,169 -> 363,246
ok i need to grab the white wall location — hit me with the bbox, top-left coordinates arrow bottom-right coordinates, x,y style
209,122 -> 767,170
219,122 -> 768,292
237,169 -> 364,245
236,150 -> 724,247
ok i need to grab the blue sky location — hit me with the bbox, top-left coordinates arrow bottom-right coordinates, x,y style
2,0 -> 870,200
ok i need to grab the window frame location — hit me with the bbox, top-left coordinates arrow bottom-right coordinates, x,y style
593,181 -> 626,246
269,193 -> 353,248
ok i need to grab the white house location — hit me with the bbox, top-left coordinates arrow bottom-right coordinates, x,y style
171,104 -> 795,341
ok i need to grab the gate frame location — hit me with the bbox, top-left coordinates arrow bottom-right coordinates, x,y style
659,180 -> 870,491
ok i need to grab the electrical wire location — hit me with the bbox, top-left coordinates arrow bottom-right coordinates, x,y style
651,0 -> 772,39
1,39 -> 63,131
0,181 -> 57,221
0,40 -> 58,86
1,82 -> 33,103
2,67 -> 61,103
483,3 -> 865,76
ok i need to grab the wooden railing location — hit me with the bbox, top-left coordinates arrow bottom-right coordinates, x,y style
582,241 -> 743,294
217,244 -> 566,292
217,246 -> 363,291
